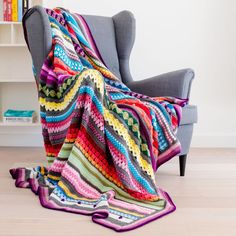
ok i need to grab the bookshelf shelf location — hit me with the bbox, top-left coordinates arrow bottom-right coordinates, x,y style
0,44 -> 26,47
0,121 -> 41,127
0,21 -> 22,24
0,78 -> 34,82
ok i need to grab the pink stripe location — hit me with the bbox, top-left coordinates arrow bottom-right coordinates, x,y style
94,189 -> 175,232
84,46 -> 101,62
148,103 -> 175,143
107,140 -> 156,198
49,159 -> 67,173
62,164 -> 100,198
109,198 -> 155,214
77,95 -> 104,131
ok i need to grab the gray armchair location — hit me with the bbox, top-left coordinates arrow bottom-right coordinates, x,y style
23,6 -> 197,176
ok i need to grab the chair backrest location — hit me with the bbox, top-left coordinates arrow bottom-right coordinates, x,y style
23,6 -> 135,84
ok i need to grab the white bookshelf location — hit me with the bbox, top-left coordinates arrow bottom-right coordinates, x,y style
0,0 -> 63,146
0,1 -> 63,146
0,122 -> 41,127
0,20 -> 41,139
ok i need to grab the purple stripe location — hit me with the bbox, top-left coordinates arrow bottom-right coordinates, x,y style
9,167 -> 175,232
156,141 -> 181,170
78,14 -> 106,66
92,189 -> 176,232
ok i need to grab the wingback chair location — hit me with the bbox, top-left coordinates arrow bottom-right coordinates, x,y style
23,6 -> 198,176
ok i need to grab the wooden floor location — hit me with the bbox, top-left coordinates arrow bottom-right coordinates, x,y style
0,147 -> 236,236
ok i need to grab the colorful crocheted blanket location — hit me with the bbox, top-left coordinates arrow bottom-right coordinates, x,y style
10,8 -> 187,231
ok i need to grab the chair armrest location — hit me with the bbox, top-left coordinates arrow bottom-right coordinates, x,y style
126,68 -> 195,99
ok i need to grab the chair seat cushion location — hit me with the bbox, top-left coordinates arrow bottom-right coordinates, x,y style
180,105 -> 198,125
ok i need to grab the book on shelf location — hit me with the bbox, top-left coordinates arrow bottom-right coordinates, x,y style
0,0 -> 40,22
2,0 -> 7,21
12,0 -> 18,21
6,0 -> 12,21
3,109 -> 37,123
17,0 -> 22,21
22,0 -> 28,17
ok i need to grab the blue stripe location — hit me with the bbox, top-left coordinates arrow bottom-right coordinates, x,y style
149,100 -> 171,124
78,86 -> 103,114
40,101 -> 77,122
62,12 -> 91,48
110,93 -> 133,100
105,128 -> 156,195
150,109 -> 168,151
54,44 -> 83,71
49,16 -> 71,37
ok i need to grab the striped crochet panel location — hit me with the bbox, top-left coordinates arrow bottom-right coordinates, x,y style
10,8 -> 187,231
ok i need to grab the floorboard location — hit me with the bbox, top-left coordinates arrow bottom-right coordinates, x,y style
0,147 -> 235,236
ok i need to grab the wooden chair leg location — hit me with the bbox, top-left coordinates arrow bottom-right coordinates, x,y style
179,154 -> 187,176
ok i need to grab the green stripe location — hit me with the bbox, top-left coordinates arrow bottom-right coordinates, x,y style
58,143 -> 74,159
70,145 -> 165,210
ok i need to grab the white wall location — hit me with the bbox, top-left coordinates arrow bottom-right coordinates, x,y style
47,0 -> 236,147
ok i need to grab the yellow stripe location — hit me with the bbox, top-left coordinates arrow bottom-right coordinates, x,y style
40,166 -> 45,175
87,57 -> 117,81
58,181 -> 80,199
109,205 -> 144,217
58,181 -> 99,202
104,108 -> 154,179
39,75 -> 82,111
47,174 -> 60,181
51,22 -> 72,42
39,69 -> 103,111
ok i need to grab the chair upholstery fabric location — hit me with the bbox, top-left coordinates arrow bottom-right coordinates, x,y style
82,15 -> 122,79
180,105 -> 198,125
127,68 -> 195,99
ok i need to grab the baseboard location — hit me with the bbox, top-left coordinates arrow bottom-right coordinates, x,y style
0,131 -> 236,148
192,133 -> 236,148
0,130 -> 43,147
